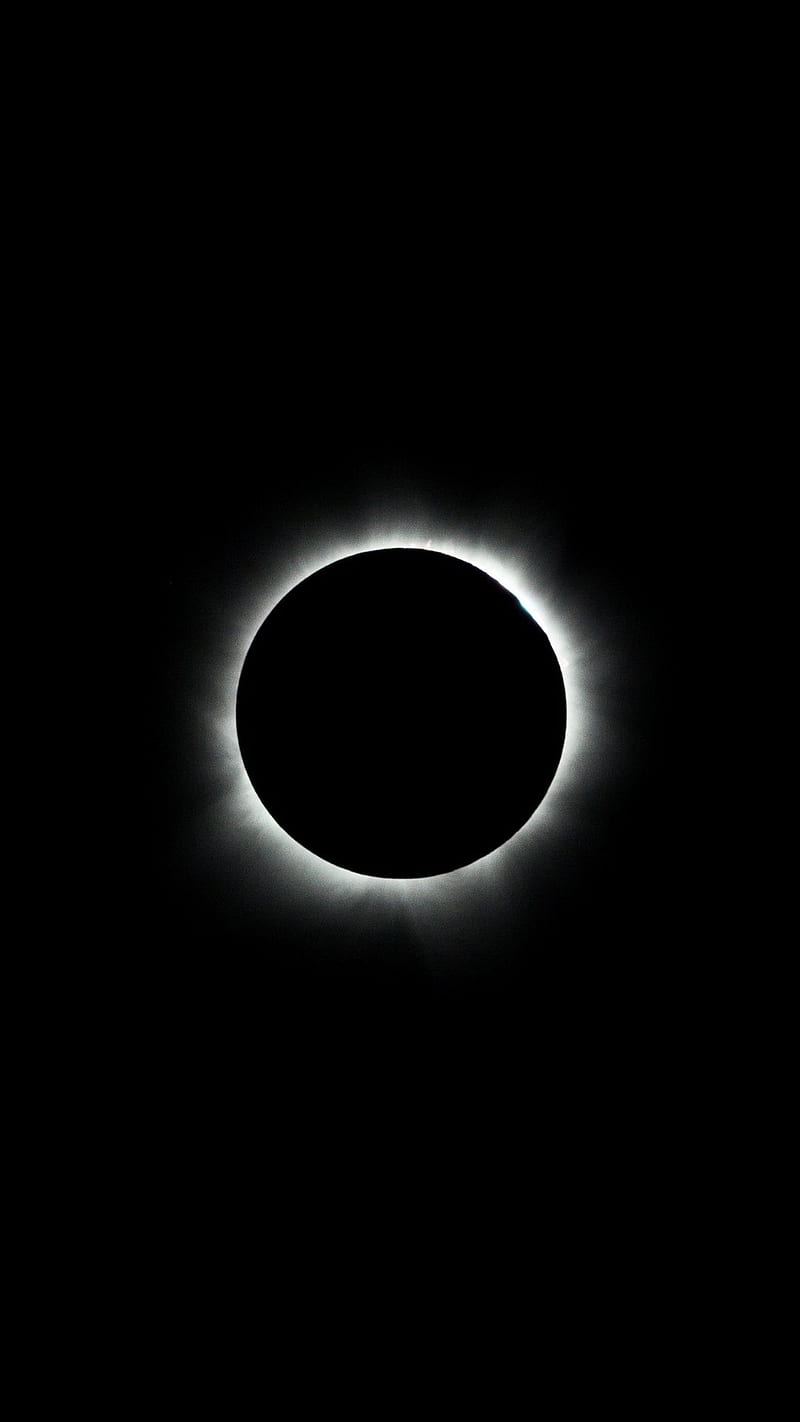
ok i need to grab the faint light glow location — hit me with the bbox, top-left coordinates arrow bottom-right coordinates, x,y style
184,485 -> 627,961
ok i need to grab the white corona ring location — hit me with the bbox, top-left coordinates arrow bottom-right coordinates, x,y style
187,480 -> 626,963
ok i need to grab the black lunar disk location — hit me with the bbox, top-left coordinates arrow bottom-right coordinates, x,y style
236,549 -> 567,878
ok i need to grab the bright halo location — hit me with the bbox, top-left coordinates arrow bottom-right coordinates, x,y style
187,485 -> 626,963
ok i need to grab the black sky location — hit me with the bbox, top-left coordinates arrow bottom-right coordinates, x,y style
26,35 -> 744,1379
116,85 -> 701,1081
138,331 -> 682,1009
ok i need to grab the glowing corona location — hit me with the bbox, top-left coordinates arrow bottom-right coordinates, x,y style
192,493 -> 622,956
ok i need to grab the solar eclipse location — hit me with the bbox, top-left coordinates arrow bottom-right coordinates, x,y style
236,549 -> 567,879
170,468 -> 634,966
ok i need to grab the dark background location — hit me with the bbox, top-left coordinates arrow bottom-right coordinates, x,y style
119,94 -> 698,1036
34,36 -> 737,1381
90,35 -> 707,1035
123,296 -> 699,1292
135,305 -> 686,1003
82,37 -> 706,1198
17,19 -> 755,1387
